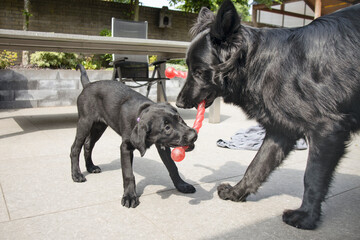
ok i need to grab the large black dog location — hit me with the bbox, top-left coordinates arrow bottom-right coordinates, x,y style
71,64 -> 197,208
176,0 -> 360,229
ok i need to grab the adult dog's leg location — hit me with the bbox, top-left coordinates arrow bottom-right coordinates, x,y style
84,122 -> 107,173
70,118 -> 93,182
283,128 -> 349,229
156,144 -> 196,193
218,131 -> 296,201
120,141 -> 139,208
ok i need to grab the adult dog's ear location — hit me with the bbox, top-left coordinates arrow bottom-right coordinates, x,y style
191,7 -> 215,37
130,121 -> 148,157
210,0 -> 241,42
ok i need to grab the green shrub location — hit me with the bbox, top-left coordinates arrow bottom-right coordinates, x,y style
79,54 -> 112,70
98,28 -> 113,68
167,58 -> 186,66
148,56 -> 187,72
100,28 -> 111,37
81,56 -> 98,70
166,58 -> 187,72
0,50 -> 18,69
30,52 -> 80,69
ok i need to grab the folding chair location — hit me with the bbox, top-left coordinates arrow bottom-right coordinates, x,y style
111,18 -> 169,101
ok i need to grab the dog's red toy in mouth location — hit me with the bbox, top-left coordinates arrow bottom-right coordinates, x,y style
171,100 -> 205,162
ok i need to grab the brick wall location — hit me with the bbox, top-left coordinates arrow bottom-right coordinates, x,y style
0,0 -> 198,41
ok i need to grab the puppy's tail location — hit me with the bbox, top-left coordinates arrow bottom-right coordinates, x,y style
76,64 -> 90,88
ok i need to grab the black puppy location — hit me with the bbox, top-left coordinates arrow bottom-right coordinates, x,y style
71,64 -> 197,208
176,0 -> 360,229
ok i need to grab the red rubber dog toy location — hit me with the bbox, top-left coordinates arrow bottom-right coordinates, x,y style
171,100 -> 205,162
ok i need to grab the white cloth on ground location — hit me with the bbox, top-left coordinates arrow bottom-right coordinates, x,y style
216,125 -> 307,151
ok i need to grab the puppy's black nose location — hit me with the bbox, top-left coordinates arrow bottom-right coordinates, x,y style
187,129 -> 198,143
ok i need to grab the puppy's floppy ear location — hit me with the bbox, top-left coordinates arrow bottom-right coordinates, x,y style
130,102 -> 152,157
137,102 -> 152,115
190,7 -> 215,37
130,120 -> 148,157
210,0 -> 241,42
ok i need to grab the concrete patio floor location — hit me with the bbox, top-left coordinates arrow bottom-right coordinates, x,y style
0,101 -> 359,239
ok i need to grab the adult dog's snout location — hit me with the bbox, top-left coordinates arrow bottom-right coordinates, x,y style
175,100 -> 186,109
176,100 -> 196,109
176,94 -> 195,109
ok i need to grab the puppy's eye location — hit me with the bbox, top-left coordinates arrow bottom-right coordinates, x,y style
164,120 -> 171,130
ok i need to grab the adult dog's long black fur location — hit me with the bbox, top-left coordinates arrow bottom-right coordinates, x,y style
71,64 -> 197,208
176,0 -> 360,229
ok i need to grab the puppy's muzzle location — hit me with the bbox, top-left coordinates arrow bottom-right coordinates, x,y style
184,128 -> 197,151
187,128 -> 197,142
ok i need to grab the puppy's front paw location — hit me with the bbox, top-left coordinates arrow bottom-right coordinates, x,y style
217,183 -> 248,202
72,172 -> 86,182
175,181 -> 196,193
121,193 -> 140,208
283,209 -> 319,230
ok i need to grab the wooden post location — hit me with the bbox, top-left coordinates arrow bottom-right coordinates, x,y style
22,0 -> 30,66
314,0 -> 322,19
252,7 -> 258,27
133,0 -> 139,21
157,60 -> 166,103
209,98 -> 221,123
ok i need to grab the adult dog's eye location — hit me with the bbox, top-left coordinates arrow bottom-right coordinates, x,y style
193,69 -> 202,78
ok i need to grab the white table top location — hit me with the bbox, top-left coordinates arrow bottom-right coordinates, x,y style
0,29 -> 189,58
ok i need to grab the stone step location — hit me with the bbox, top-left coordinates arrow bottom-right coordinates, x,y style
0,69 -> 184,108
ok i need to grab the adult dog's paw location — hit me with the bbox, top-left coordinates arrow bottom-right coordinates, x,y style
217,183 -> 234,200
282,209 -> 319,230
217,183 -> 248,202
175,181 -> 196,193
72,172 -> 86,182
121,193 -> 140,208
86,165 -> 101,173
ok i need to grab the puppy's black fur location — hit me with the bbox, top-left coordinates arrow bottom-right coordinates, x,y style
71,64 -> 197,208
176,0 -> 360,229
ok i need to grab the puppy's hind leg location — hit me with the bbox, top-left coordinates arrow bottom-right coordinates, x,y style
283,128 -> 349,230
84,122 -> 107,174
70,118 -> 93,182
156,144 -> 196,193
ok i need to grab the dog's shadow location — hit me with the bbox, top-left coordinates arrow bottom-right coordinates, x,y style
92,156 -> 245,205
95,157 -> 222,204
90,154 -> 360,206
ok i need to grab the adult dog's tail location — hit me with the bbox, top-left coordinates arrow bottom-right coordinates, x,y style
76,64 -> 90,88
